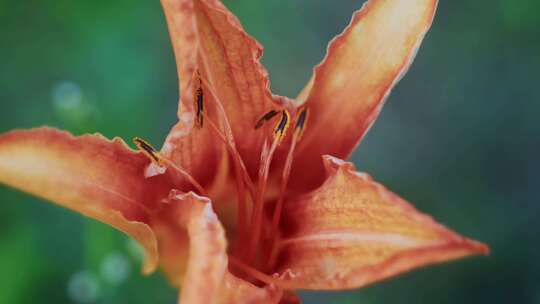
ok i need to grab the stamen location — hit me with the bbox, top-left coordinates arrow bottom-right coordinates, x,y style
254,110 -> 279,129
194,70 -> 258,246
229,256 -> 295,289
196,72 -> 256,195
133,137 -> 163,166
201,113 -> 250,244
273,110 -> 291,143
266,107 -> 309,270
193,71 -> 204,128
246,110 -> 291,264
229,256 -> 276,285
293,107 -> 309,139
133,137 -> 206,196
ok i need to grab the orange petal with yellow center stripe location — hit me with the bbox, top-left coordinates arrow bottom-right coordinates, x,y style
160,0 -> 227,190
166,192 -> 228,303
292,0 -> 439,191
276,155 -> 488,290
165,192 -> 282,304
0,127 -> 173,274
216,273 -> 283,304
161,0 -> 279,178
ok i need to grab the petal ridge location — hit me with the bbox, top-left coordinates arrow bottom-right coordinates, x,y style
167,191 -> 283,304
0,127 -> 167,274
161,0 -> 276,178
290,0 -> 439,191
276,155 -> 488,290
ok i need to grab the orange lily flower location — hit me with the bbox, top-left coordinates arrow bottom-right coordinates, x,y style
0,0 -> 488,303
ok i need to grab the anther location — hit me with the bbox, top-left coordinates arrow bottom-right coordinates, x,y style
133,137 -> 207,196
273,110 -> 291,142
294,107 -> 309,139
254,110 -> 279,129
133,137 -> 163,166
246,110 -> 291,263
193,71 -> 204,128
265,107 -> 309,270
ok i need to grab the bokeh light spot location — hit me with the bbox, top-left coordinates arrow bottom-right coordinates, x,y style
52,81 -> 83,110
125,238 -> 145,263
67,271 -> 100,303
100,251 -> 132,286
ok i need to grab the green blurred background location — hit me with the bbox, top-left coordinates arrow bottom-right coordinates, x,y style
1,0 -> 538,303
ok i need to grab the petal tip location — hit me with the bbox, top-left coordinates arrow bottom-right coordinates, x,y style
322,154 -> 356,172
462,238 -> 490,256
142,260 -> 159,275
168,189 -> 211,204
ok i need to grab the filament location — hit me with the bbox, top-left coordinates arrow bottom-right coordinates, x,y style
246,110 -> 290,264
266,107 -> 308,269
133,137 -> 206,196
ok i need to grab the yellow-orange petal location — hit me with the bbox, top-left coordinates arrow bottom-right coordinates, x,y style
160,0 -> 229,193
160,0 -> 199,110
0,127 -> 172,274
291,0 -> 439,191
165,192 -> 228,303
161,114 -> 228,191
163,192 -> 281,304
161,0 -> 278,176
217,273 -> 283,304
278,292 -> 301,304
275,155 -> 488,290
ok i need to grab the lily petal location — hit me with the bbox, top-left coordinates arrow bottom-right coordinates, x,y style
276,155 -> 488,290
166,192 -> 281,304
161,0 -> 276,175
167,192 -> 228,303
0,127 -> 171,274
292,0 -> 439,190
160,0 -> 226,188
218,273 -> 283,304
161,115 -> 227,190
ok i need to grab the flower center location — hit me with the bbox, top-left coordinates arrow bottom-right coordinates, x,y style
135,70 -> 309,285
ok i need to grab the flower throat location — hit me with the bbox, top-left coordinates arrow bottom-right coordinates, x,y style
134,70 -> 309,284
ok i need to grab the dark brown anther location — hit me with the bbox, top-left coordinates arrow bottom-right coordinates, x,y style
294,107 -> 309,139
195,87 -> 204,128
133,137 -> 163,166
193,71 -> 204,128
273,110 -> 291,142
254,110 -> 279,129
